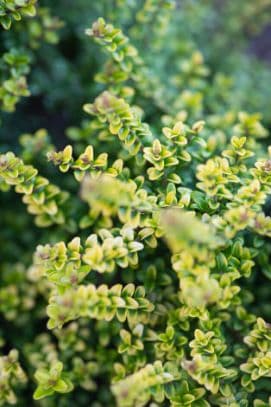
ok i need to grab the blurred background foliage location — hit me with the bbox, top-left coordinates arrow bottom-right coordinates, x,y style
1,0 -> 271,150
1,0 -> 271,405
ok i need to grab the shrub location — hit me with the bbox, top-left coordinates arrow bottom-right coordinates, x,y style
1,1 -> 271,406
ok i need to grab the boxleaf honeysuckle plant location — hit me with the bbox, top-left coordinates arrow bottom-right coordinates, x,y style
0,151 -> 69,227
0,49 -> 30,112
0,0 -> 37,30
2,1 -> 271,406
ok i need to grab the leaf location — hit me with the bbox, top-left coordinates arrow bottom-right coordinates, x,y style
33,386 -> 54,400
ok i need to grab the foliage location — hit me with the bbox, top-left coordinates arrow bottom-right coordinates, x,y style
1,1 -> 271,406
0,0 -> 37,30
